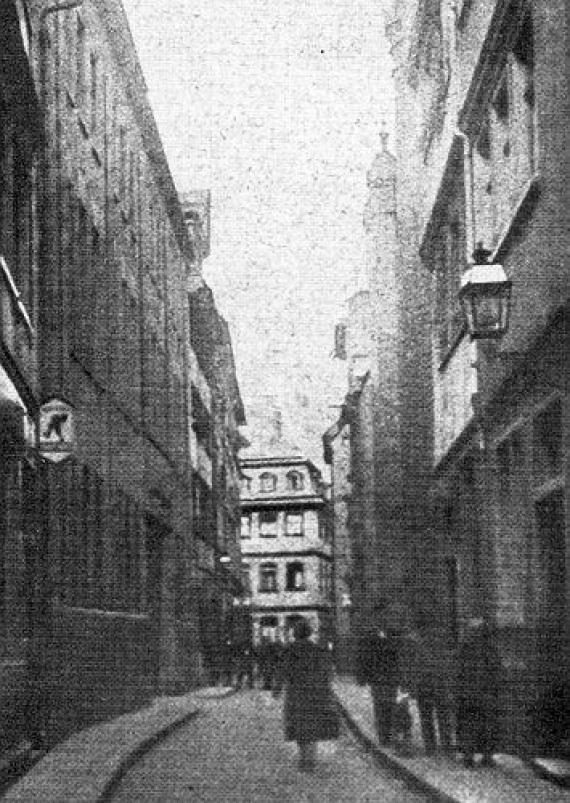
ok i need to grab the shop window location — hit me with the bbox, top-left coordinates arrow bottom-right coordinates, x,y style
259,564 -> 278,593
286,562 -> 305,592
259,509 -> 278,537
260,472 -> 277,493
285,511 -> 303,536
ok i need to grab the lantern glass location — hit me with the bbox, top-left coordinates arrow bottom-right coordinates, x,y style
459,264 -> 512,340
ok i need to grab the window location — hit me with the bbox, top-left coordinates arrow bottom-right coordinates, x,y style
14,1 -> 31,58
259,615 -> 278,641
241,476 -> 252,493
430,158 -> 466,362
259,564 -> 278,593
286,471 -> 304,491
472,12 -> 536,250
285,510 -> 303,536
285,614 -> 306,641
260,472 -> 277,493
286,562 -> 305,592
259,510 -> 278,537
241,563 -> 251,594
240,514 -> 251,539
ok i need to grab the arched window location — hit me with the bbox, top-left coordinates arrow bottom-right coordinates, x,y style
286,561 -> 305,591
286,470 -> 304,491
259,472 -> 277,493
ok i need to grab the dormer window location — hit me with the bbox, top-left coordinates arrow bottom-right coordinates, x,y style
286,471 -> 304,491
260,472 -> 277,493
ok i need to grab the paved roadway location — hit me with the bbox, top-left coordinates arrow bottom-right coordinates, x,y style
110,689 -> 428,802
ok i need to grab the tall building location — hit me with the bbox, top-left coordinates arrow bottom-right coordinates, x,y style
0,0 -> 247,759
322,416 -> 353,672
342,0 -> 570,753
239,446 -> 333,646
188,270 -> 248,682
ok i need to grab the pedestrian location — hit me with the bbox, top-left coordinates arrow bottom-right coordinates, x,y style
415,624 -> 456,755
356,624 -> 399,746
273,620 -> 339,771
456,617 -> 501,767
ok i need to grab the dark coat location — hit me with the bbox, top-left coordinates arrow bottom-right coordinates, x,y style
414,628 -> 457,700
456,623 -> 502,750
275,641 -> 339,743
356,632 -> 399,688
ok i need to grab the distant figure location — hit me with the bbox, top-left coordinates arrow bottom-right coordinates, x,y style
456,617 -> 501,767
259,637 -> 281,690
357,625 -> 399,745
273,620 -> 339,771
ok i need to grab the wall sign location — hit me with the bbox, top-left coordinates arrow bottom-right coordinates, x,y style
39,398 -> 75,463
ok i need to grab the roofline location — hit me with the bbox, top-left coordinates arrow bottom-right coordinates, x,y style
240,455 -> 322,475
96,0 -> 194,263
240,496 -> 325,508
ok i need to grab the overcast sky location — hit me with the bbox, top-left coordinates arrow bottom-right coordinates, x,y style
123,0 -> 394,463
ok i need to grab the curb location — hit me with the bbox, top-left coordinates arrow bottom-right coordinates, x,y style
99,685 -> 239,802
334,696 -> 459,803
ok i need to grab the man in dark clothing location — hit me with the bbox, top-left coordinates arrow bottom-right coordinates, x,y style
456,618 -> 501,767
357,626 -> 400,745
415,625 -> 456,754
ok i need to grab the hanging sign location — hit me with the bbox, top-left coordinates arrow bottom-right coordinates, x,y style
39,398 -> 75,463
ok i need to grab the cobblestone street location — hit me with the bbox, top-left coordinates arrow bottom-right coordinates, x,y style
110,690 -> 427,802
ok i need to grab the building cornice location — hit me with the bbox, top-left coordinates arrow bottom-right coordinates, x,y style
242,549 -> 332,561
240,496 -> 325,508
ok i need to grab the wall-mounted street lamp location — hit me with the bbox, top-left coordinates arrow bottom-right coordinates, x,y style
459,246 -> 512,341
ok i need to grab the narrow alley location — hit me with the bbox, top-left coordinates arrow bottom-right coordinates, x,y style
109,690 -> 426,803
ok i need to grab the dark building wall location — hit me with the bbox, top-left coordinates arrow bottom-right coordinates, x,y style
25,0 -> 196,743
385,0 -> 570,750
0,0 -> 43,754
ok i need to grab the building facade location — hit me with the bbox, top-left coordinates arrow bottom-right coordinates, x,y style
322,417 -> 353,672
188,275 -> 248,681
0,0 -> 247,757
239,450 -> 333,646
374,0 -> 569,751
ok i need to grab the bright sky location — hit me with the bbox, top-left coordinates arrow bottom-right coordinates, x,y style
123,0 -> 394,463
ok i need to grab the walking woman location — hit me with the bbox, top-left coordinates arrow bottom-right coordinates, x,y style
273,620 -> 339,771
